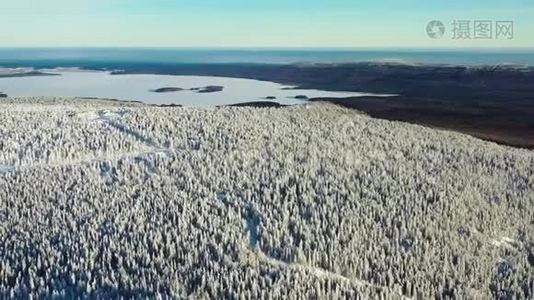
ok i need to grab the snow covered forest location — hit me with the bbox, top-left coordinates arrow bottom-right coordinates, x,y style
0,97 -> 533,299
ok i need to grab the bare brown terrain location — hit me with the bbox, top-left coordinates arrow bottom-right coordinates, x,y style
309,95 -> 534,149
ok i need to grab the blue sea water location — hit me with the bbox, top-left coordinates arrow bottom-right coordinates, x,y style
1,48 -> 534,66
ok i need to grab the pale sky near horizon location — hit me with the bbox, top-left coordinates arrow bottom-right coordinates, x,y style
0,0 -> 533,48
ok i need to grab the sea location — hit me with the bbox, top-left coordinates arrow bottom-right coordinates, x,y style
1,48 -> 534,66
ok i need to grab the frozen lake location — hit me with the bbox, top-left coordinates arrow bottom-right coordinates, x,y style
0,70 -> 389,106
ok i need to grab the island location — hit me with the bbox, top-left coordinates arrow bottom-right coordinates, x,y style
150,85 -> 224,93
192,85 -> 224,93
151,103 -> 183,108
151,87 -> 185,93
0,92 -> 7,98
225,101 -> 286,108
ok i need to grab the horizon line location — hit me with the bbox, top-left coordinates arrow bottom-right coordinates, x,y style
0,46 -> 533,51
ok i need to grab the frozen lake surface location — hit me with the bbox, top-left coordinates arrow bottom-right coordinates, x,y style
0,70 -> 388,106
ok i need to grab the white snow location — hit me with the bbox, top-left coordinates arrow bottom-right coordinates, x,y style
0,97 -> 532,299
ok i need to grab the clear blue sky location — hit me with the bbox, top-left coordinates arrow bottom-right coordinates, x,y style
0,0 -> 532,47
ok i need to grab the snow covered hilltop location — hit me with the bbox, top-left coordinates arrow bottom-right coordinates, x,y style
0,97 -> 533,298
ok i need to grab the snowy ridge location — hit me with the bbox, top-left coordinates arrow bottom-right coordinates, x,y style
0,97 -> 533,299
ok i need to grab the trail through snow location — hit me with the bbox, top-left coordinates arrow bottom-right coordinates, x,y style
240,210 -> 413,299
0,109 -> 173,175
